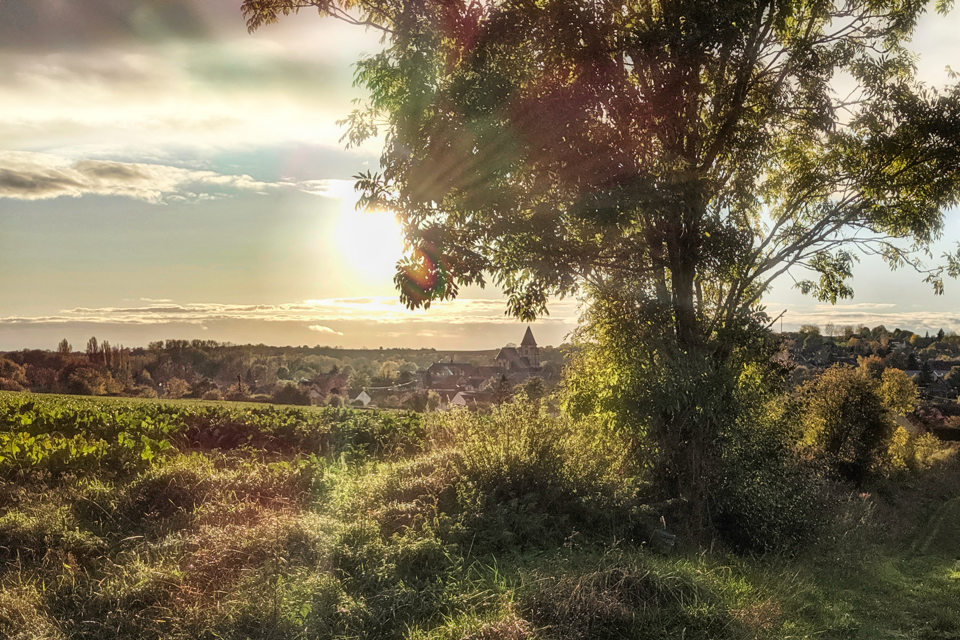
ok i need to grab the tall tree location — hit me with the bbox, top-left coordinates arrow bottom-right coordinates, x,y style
85,336 -> 99,363
57,339 -> 71,355
243,0 -> 960,513
245,0 -> 960,345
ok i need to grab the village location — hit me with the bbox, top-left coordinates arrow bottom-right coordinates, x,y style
349,326 -> 549,409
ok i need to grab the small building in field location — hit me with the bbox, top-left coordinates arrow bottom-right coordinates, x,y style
353,390 -> 372,407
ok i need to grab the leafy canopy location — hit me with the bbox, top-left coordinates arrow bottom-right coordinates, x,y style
244,0 -> 960,346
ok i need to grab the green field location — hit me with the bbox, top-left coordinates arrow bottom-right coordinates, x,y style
1,390 -> 959,639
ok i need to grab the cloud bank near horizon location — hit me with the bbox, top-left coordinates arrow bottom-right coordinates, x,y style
0,297 -> 581,328
0,297 -> 581,351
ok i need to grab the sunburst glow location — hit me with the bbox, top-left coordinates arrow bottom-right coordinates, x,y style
332,185 -> 406,282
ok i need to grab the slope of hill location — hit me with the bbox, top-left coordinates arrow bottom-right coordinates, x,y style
1,391 -> 959,639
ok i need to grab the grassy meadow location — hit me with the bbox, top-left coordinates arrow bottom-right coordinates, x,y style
1,390 -> 959,639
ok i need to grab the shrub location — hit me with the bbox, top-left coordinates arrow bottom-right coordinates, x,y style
202,389 -> 223,401
135,385 -> 158,398
224,385 -> 249,402
162,377 -> 190,399
0,359 -> 27,387
0,378 -> 25,392
65,367 -> 107,396
712,371 -> 827,553
887,426 -> 944,473
878,368 -> 918,416
429,399 -> 638,549
712,429 -> 826,553
271,383 -> 311,406
798,366 -> 896,483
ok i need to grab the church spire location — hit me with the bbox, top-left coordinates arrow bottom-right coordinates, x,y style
520,325 -> 537,346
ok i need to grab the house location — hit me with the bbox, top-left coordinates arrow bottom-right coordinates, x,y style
352,390 -> 372,407
450,391 -> 472,408
449,390 -> 495,409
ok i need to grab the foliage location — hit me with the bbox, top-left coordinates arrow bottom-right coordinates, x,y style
242,0 -> 960,533
0,359 -> 27,388
945,365 -> 960,393
518,377 -> 545,403
0,392 -> 425,479
247,0 -> 960,332
710,376 -> 827,553
1,391 -> 960,638
428,399 -> 640,550
857,355 -> 885,379
272,382 -> 312,406
202,388 -> 223,401
798,366 -> 897,482
562,288 -> 798,540
887,426 -> 944,473
878,368 -> 919,416
163,377 -> 190,399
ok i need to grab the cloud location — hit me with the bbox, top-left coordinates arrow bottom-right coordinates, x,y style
308,325 -> 343,335
0,296 -> 580,350
0,19 -> 381,157
0,297 -> 581,327
0,151 -> 283,202
0,0 -> 213,51
778,308 -> 960,334
812,302 -> 898,311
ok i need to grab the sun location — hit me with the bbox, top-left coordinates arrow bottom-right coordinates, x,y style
334,188 -> 406,282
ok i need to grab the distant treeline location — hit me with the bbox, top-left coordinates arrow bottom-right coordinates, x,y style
0,338 -> 569,405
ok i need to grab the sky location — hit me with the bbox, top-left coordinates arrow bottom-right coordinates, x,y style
0,0 -> 959,351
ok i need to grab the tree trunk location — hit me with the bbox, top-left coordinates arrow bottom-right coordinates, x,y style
668,204 -> 701,350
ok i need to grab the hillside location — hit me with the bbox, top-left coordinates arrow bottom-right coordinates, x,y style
2,391 -> 959,639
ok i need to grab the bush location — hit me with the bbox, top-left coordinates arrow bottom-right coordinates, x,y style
0,359 -> 27,387
224,385 -> 249,402
878,368 -> 918,415
798,366 -> 896,483
0,378 -> 25,392
429,399 -> 638,549
135,385 -> 158,398
66,367 -> 107,396
713,431 -> 826,553
202,389 -> 223,401
162,377 -> 190,399
711,370 -> 827,553
887,426 -> 944,473
271,383 -> 311,406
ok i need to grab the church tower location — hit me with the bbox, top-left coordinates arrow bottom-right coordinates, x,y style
518,326 -> 540,369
